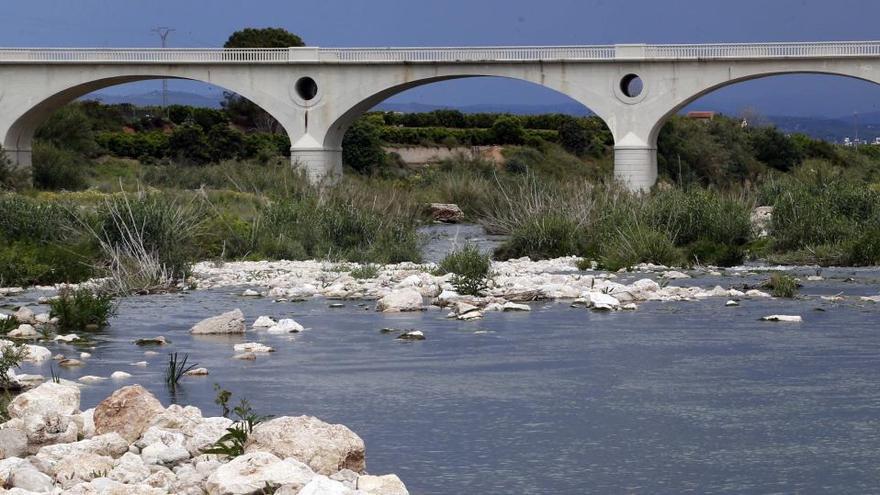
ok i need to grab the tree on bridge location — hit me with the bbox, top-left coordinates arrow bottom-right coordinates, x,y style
222,28 -> 305,134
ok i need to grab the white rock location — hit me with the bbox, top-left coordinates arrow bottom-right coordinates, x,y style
53,334 -> 80,343
205,452 -> 315,495
662,271 -> 691,279
7,382 -> 80,419
267,319 -> 304,334
746,289 -> 772,298
860,295 -> 880,303
108,452 -> 151,484
80,352 -> 91,359
502,302 -> 531,312
806,275 -> 824,281
621,303 -> 638,310
23,345 -> 52,363
725,300 -> 740,307
241,289 -> 261,297
396,330 -> 425,341
252,316 -> 276,328
13,307 -> 36,325
78,375 -> 106,384
233,343 -> 274,353
358,474 -> 409,495
298,475 -> 361,495
138,427 -> 191,465
8,324 -> 37,338
110,371 -> 132,379
183,367 -> 209,376
9,465 -> 54,493
584,292 -> 620,311
131,361 -> 149,367
0,427 -> 28,458
190,309 -> 246,335
33,433 -> 128,473
184,417 -> 234,455
457,310 -> 483,321
376,289 -> 423,313
761,315 -> 802,322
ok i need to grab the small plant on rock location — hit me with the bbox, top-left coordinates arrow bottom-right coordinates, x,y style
0,315 -> 18,335
350,264 -> 380,280
50,286 -> 117,332
436,243 -> 492,296
0,341 -> 28,391
764,273 -> 800,298
204,388 -> 270,459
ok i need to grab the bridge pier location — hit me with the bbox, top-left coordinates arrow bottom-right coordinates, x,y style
291,147 -> 343,184
613,145 -> 657,192
2,147 -> 32,170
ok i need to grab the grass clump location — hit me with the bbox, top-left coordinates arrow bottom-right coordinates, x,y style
436,243 -> 492,296
595,220 -> 683,271
763,272 -> 800,298
350,264 -> 380,279
49,286 -> 117,331
164,352 -> 198,391
1,341 -> 28,391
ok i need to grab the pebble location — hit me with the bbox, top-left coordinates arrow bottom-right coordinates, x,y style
726,300 -> 740,307
761,315 -> 803,322
397,330 -> 425,341
111,371 -> 133,379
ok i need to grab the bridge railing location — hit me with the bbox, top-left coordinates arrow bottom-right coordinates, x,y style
1,42 -> 879,63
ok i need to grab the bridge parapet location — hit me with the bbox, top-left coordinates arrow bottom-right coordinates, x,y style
1,41 -> 879,64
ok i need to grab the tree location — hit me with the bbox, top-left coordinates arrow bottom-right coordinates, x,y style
342,118 -> 386,174
491,116 -> 525,145
749,126 -> 803,172
222,28 -> 305,133
207,124 -> 246,161
558,117 -> 588,155
168,124 -> 212,165
223,28 -> 305,49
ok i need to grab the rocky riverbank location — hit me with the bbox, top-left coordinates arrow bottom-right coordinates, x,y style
0,383 -> 409,494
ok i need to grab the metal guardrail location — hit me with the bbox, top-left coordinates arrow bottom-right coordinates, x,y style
0,42 -> 878,64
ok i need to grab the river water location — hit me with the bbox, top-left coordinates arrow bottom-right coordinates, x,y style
6,236 -> 880,493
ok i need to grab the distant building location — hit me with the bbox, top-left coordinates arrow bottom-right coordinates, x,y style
686,111 -> 716,121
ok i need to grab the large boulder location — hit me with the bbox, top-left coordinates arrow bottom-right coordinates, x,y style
376,289 -> 423,313
9,464 -> 54,493
298,475 -> 363,495
190,309 -> 246,335
0,426 -> 27,459
33,433 -> 128,475
53,452 -> 116,488
23,412 -> 79,453
425,203 -> 464,223
94,385 -> 165,443
244,416 -> 366,475
7,382 -> 80,419
204,451 -> 315,495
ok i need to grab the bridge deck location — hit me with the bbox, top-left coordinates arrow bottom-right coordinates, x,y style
0,41 -> 879,64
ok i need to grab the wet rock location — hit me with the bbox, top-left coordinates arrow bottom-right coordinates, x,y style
7,382 -> 80,419
621,303 -> 638,311
183,367 -> 209,377
241,289 -> 261,297
131,361 -> 149,367
53,334 -> 80,343
252,316 -> 276,328
396,330 -> 425,341
78,376 -> 107,384
190,309 -> 245,335
860,295 -> 880,303
244,416 -> 366,475
746,289 -> 772,298
8,324 -> 38,339
94,385 -> 165,443
58,358 -> 84,367
233,343 -> 274,353
661,270 -> 690,280
205,451 -> 315,495
110,371 -> 132,380
135,336 -> 168,346
13,307 -> 36,325
502,302 -> 531,312
22,345 -> 52,364
267,319 -> 304,334
725,300 -> 740,307
584,292 -> 620,311
358,474 -> 409,495
376,289 -> 423,313
761,315 -> 802,322
457,310 -> 483,321
426,203 -> 464,223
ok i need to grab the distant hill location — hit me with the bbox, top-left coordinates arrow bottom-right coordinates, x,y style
85,90 -> 224,108
375,101 -> 591,116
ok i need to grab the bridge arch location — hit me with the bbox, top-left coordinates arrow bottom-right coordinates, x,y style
0,69 -> 300,170
646,68 -> 880,147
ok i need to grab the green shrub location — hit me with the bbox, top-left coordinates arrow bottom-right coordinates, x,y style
0,194 -> 77,242
763,273 -> 799,298
437,244 -> 491,296
350,264 -> 380,279
1,342 -> 28,390
843,226 -> 880,266
597,221 -> 682,271
496,214 -> 585,260
0,241 -> 95,287
49,286 -> 117,332
168,124 -> 212,165
0,149 -> 29,191
32,144 -> 89,191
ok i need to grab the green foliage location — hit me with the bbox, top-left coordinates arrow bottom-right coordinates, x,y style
165,353 -> 198,390
763,272 -> 799,298
49,286 -> 117,332
342,118 -> 387,174
0,241 -> 95,287
204,387 -> 270,459
350,264 -> 380,279
223,27 -> 305,48
0,316 -> 18,335
0,148 -> 29,191
0,342 -> 28,390
35,105 -> 98,155
558,117 -> 588,155
32,144 -> 90,191
491,116 -> 526,145
497,214 -> 585,260
168,124 -> 212,166
597,221 -> 683,271
437,244 -> 491,296
96,131 -> 169,160
749,126 -> 803,172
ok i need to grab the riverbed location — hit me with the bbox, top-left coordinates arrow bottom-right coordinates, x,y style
6,260 -> 880,493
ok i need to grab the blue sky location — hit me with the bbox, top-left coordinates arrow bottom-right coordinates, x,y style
3,0 -> 880,117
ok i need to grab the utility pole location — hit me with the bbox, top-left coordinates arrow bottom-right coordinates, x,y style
151,27 -> 175,107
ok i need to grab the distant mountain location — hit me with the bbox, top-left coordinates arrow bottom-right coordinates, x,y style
375,101 -> 591,116
84,90 -> 224,108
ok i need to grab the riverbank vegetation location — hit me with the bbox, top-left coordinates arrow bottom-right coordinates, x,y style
1,98 -> 880,289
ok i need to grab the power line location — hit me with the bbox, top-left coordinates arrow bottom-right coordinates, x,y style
151,27 -> 176,107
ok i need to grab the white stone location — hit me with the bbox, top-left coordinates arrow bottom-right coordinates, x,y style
13,307 -> 36,325
621,303 -> 638,310
357,474 -> 409,495
190,309 -> 246,335
746,289 -> 772,298
7,324 -> 37,338
205,452 -> 315,495
662,270 -> 691,279
183,367 -> 209,376
7,382 -> 80,419
131,361 -> 149,367
298,475 -> 361,495
241,289 -> 261,297
376,289 -> 423,313
233,342 -> 274,353
252,316 -> 276,328
22,345 -> 51,363
110,371 -> 132,379
53,334 -> 80,343
584,292 -> 620,311
725,300 -> 740,307
457,310 -> 483,320
502,302 -> 531,312
78,375 -> 106,384
267,319 -> 304,334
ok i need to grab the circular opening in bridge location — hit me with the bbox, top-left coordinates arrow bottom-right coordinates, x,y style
295,77 -> 318,101
620,74 -> 643,98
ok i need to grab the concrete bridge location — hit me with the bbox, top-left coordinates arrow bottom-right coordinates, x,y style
2,41 -> 880,190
